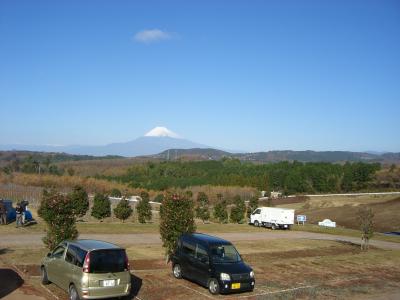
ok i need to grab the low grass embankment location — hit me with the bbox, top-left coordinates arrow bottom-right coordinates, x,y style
292,224 -> 400,243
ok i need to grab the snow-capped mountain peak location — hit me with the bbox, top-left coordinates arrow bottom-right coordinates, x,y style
144,126 -> 181,138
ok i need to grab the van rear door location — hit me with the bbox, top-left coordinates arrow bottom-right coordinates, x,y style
87,249 -> 130,297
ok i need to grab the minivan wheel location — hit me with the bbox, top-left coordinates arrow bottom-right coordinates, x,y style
208,278 -> 220,295
271,224 -> 276,230
254,220 -> 259,227
40,266 -> 50,285
69,284 -> 80,300
173,264 -> 182,279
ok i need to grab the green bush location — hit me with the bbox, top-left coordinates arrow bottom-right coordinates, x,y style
195,192 -> 210,223
247,196 -> 259,218
230,195 -> 246,223
159,191 -> 196,259
91,193 -> 111,221
38,190 -> 78,250
213,196 -> 228,223
113,199 -> 133,222
137,191 -> 152,223
68,185 -> 89,218
110,188 -> 122,197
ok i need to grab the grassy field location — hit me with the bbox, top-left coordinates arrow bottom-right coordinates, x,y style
274,194 -> 400,233
297,197 -> 400,232
2,220 -> 399,246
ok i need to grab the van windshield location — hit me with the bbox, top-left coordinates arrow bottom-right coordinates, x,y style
210,245 -> 241,263
89,249 -> 127,273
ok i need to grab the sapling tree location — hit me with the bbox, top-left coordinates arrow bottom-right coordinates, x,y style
159,191 -> 196,261
38,190 -> 78,250
358,207 -> 374,251
230,195 -> 246,223
213,194 -> 228,223
195,192 -> 210,223
68,185 -> 89,219
91,193 -> 111,221
113,198 -> 133,222
137,191 -> 152,223
247,196 -> 259,218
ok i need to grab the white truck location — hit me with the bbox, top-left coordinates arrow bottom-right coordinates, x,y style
249,207 -> 295,230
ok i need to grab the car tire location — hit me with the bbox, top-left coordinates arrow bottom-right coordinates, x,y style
271,224 -> 276,230
208,278 -> 220,295
254,220 -> 259,227
41,266 -> 50,285
172,263 -> 182,279
69,284 -> 80,300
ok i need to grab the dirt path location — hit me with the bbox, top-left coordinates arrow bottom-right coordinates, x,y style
1,231 -> 399,250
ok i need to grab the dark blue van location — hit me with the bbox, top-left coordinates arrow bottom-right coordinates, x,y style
171,233 -> 255,294
3,200 -> 33,223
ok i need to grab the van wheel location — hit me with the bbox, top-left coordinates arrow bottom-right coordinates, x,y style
271,224 -> 276,230
41,266 -> 50,285
254,220 -> 259,227
208,278 -> 220,295
173,263 -> 182,279
69,284 -> 80,300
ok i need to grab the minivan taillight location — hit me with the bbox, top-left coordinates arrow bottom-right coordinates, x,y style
83,252 -> 90,273
125,252 -> 130,271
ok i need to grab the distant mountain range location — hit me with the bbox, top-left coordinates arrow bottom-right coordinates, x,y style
0,127 -> 208,157
1,126 -> 399,163
153,148 -> 400,163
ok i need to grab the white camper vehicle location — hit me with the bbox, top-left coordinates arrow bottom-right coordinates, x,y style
250,207 -> 295,230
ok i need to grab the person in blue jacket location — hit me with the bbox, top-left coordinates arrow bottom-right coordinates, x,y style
15,202 -> 24,228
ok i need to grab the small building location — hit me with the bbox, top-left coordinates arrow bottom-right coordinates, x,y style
108,196 -> 142,204
270,191 -> 282,199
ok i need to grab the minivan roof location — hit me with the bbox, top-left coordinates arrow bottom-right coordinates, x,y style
182,233 -> 232,246
67,239 -> 122,251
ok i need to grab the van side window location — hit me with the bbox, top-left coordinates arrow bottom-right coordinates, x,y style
196,244 -> 209,263
52,246 -> 66,259
74,247 -> 87,267
65,246 -> 76,265
253,209 -> 261,214
66,245 -> 87,267
182,241 -> 195,257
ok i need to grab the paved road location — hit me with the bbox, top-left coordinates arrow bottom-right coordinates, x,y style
1,231 -> 399,250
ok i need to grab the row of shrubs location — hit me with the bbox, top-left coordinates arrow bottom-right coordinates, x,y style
109,189 -> 260,224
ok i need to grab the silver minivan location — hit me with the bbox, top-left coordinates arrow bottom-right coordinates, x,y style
41,239 -> 131,300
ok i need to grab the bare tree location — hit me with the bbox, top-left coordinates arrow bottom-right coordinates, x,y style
357,207 -> 374,251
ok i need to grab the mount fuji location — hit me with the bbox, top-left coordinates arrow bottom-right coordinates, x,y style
0,127 -> 209,157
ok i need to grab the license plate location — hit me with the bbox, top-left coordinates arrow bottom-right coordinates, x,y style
231,283 -> 241,289
101,279 -> 115,287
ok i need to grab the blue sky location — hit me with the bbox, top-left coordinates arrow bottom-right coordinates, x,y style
1,0 -> 399,152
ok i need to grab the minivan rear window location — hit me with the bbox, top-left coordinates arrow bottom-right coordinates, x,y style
89,249 -> 127,273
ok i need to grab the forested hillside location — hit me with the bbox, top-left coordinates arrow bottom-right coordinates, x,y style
100,159 -> 382,194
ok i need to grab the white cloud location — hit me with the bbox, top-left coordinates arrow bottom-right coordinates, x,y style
134,29 -> 175,44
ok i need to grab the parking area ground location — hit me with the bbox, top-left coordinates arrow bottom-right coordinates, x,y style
2,234 -> 400,300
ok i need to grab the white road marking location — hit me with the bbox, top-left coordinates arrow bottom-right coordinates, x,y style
235,285 -> 317,298
176,283 -> 215,299
40,284 -> 60,300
